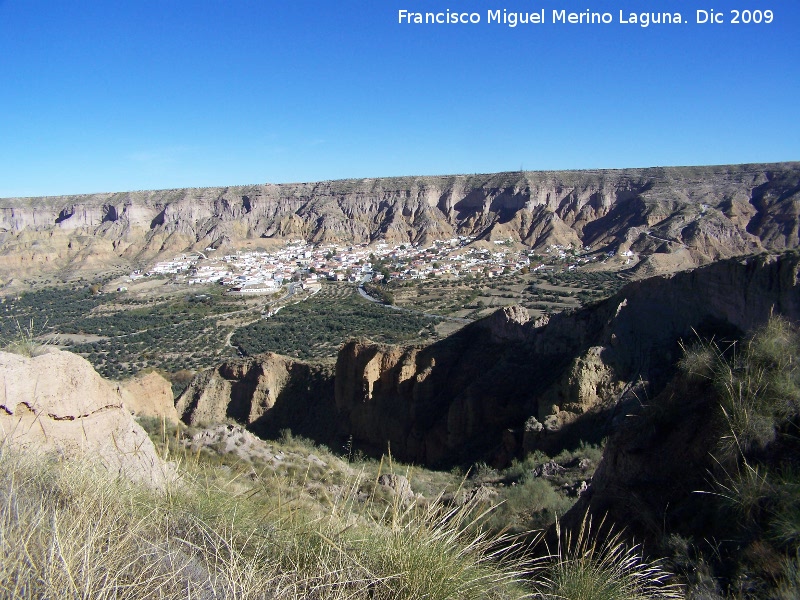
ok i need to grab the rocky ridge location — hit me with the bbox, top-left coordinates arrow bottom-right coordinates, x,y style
1,163 -> 798,278
175,353 -> 338,441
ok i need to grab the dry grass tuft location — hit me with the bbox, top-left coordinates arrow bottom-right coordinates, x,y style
532,513 -> 683,600
0,445 -> 540,599
1,318 -> 53,358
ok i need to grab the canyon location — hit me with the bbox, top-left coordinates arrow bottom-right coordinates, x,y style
176,250 -> 800,467
5,163 -> 800,596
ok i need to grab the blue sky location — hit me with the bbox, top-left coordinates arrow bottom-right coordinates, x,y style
1,0 -> 798,197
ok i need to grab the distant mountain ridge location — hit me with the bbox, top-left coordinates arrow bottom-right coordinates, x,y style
0,162 -> 798,277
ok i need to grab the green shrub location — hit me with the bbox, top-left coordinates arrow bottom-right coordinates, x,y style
491,477 -> 574,533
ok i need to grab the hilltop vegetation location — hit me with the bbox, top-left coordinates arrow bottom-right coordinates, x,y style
0,283 -> 244,380
0,264 -> 625,384
371,268 -> 627,320
0,282 -> 442,381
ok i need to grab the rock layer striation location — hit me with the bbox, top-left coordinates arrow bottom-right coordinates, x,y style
1,163 -> 799,277
0,349 -> 174,488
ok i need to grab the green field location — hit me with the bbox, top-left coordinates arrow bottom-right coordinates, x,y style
371,267 -> 627,320
231,285 -> 442,360
1,265 -> 627,385
0,284 -> 245,381
1,282 -> 444,383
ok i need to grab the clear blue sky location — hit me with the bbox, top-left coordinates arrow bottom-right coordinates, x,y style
1,0 -> 798,197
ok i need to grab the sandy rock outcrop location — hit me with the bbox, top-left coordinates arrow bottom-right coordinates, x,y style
119,371 -> 179,422
187,423 -> 330,470
333,323 -> 537,466
535,346 -> 625,430
0,349 -> 173,488
484,304 -> 531,343
176,353 -> 295,425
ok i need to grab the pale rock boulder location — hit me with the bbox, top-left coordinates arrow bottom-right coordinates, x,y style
377,473 -> 415,503
482,304 -> 531,343
537,345 -> 624,425
0,349 -> 173,489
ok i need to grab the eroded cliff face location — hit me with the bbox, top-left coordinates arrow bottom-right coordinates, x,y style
329,251 -> 800,466
1,163 -> 798,277
175,353 -> 337,441
175,252 -> 800,468
332,308 -> 544,465
177,354 -> 293,426
119,371 -> 180,422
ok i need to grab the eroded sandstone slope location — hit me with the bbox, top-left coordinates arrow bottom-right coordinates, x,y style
1,163 -> 798,277
175,353 -> 337,441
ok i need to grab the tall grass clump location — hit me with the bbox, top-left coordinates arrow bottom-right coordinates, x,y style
675,317 -> 800,594
310,486 -> 538,599
679,316 -> 800,457
0,448 -> 277,599
0,443 -> 540,599
533,514 -> 683,600
1,318 -> 52,357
